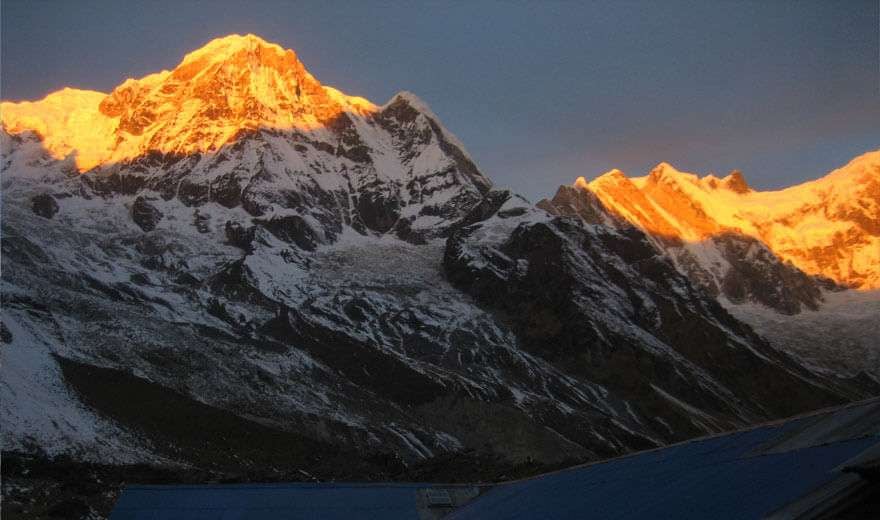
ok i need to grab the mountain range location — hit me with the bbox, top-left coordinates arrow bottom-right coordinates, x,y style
1,34 -> 877,492
538,153 -> 880,377
559,155 -> 879,303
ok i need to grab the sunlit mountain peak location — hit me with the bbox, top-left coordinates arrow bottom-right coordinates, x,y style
0,34 -> 377,171
183,33 -> 286,61
580,151 -> 880,289
719,170 -> 751,193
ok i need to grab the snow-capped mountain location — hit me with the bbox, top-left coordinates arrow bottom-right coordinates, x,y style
1,34 -> 873,476
1,33 -> 491,243
547,154 -> 880,313
539,156 -> 880,382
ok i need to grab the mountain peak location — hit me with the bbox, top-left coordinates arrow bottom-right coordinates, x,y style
596,168 -> 626,180
721,169 -> 751,193
1,34 -> 378,170
648,161 -> 680,179
190,33 -> 278,52
176,33 -> 301,76
573,176 -> 590,189
570,153 -> 880,290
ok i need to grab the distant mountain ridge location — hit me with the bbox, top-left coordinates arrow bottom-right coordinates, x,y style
541,152 -> 880,313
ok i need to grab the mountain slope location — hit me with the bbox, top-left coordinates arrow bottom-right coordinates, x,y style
449,191 -> 868,435
726,289 -> 880,380
539,156 -> 880,381
1,34 -> 871,479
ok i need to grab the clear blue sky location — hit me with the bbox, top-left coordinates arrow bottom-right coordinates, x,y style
2,0 -> 878,200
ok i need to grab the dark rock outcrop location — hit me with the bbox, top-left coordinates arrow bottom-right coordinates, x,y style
537,185 -> 619,226
131,196 -> 163,231
724,170 -> 751,194
355,192 -> 400,234
31,194 -> 59,219
256,215 -> 319,251
225,221 -> 256,252
715,233 -> 823,313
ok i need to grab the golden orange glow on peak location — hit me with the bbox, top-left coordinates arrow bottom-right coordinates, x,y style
0,34 -> 377,171
579,151 -> 880,290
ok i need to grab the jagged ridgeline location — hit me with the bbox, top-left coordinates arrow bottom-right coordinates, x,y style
1,34 -> 875,480
545,157 -> 880,310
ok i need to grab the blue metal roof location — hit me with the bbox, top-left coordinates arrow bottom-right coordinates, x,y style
109,400 -> 880,520
449,420 -> 878,520
110,482 -> 434,520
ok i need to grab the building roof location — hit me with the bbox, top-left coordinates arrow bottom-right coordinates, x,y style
110,398 -> 880,520
110,481 -> 481,520
449,398 -> 880,520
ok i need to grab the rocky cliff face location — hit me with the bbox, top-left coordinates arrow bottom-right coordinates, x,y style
446,191 -> 864,437
1,35 -> 871,477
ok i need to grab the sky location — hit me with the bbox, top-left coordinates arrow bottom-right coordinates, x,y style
2,0 -> 878,201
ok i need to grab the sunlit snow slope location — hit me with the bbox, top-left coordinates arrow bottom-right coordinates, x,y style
572,152 -> 880,295
0,34 -> 376,171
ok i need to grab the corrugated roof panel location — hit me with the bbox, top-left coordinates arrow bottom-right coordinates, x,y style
448,436 -> 878,520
